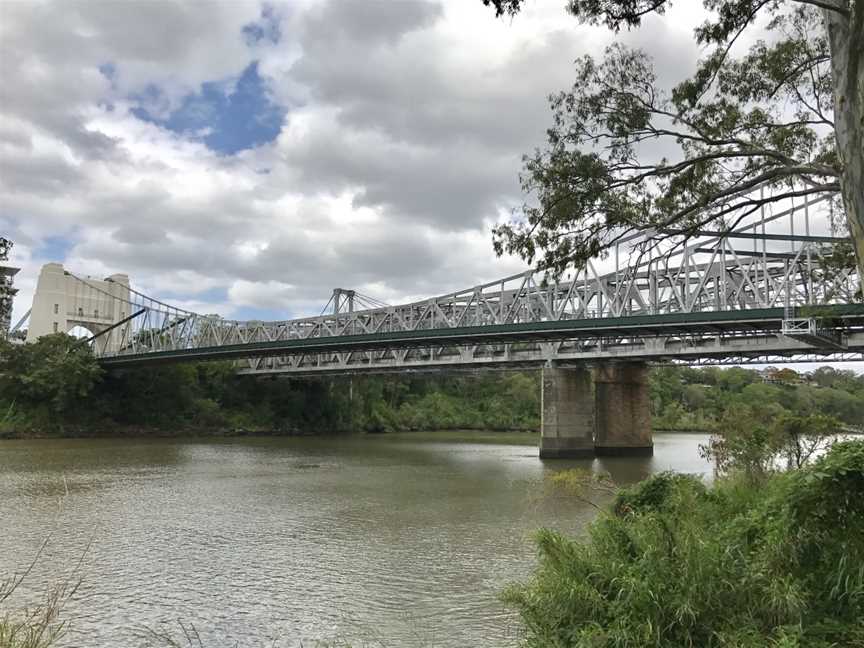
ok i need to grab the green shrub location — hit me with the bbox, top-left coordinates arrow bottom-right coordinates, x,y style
504,440 -> 864,648
189,397 -> 227,428
612,471 -> 707,516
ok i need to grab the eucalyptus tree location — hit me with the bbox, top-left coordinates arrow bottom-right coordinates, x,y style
483,0 -> 863,279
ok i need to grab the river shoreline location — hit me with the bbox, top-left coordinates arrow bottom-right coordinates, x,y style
0,424 -> 540,442
0,426 -> 731,447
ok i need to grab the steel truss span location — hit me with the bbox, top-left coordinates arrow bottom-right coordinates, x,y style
68,195 -> 861,372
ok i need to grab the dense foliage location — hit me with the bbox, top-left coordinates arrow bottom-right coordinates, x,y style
0,334 -> 103,430
505,440 -> 864,647
1,334 -> 862,437
0,335 -> 540,435
347,370 -> 539,432
651,364 -> 864,431
0,335 -> 340,434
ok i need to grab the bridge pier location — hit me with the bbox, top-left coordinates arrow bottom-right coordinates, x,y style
539,367 -> 595,458
594,362 -> 653,456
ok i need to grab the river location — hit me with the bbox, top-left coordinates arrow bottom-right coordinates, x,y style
0,431 -> 712,647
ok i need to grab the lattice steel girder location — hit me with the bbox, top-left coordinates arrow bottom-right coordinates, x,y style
234,330 -> 864,376
115,246 -> 856,358
98,304 -> 864,369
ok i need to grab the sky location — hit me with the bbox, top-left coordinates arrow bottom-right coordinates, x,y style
0,0 -> 709,317
0,0 -> 859,372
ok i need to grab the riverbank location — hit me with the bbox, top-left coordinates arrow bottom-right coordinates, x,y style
0,425 -> 538,442
0,424 -> 307,440
1,426 -> 731,444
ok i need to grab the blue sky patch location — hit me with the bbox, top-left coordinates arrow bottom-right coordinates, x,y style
131,61 -> 285,155
35,235 -> 74,262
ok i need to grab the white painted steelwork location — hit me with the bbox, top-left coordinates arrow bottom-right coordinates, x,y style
40,196 -> 862,372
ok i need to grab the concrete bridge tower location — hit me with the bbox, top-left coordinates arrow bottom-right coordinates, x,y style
26,263 -> 131,351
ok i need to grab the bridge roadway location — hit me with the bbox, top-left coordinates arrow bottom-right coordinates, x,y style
97,304 -> 864,371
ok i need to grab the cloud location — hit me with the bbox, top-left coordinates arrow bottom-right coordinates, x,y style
0,0 -> 732,330
300,0 -> 444,45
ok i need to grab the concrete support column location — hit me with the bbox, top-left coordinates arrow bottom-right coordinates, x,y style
594,362 -> 653,456
540,367 -> 595,459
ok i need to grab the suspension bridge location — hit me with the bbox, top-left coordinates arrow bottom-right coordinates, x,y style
13,196 -> 864,457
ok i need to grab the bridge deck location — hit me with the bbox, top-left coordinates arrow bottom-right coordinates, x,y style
98,304 -> 864,368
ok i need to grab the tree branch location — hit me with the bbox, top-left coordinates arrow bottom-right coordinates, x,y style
793,0 -> 850,17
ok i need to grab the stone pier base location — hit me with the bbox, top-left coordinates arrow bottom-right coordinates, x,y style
594,362 -> 653,456
540,367 -> 595,459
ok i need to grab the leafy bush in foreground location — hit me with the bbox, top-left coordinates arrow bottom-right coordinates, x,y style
504,440 -> 864,648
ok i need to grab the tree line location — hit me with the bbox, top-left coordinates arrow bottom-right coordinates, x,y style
651,363 -> 864,431
0,334 -> 539,436
1,333 -> 861,437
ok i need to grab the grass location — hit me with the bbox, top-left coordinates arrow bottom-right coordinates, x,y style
0,538 -> 82,648
503,440 -> 864,647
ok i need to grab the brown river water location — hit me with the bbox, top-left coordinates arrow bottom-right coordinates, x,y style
0,431 -> 712,647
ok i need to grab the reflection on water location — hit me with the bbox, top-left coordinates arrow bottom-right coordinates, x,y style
0,432 -> 711,647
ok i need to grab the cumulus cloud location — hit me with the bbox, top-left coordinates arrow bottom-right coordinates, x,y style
2,0 -> 709,325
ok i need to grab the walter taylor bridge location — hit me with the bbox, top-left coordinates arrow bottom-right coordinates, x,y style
16,198 -> 864,458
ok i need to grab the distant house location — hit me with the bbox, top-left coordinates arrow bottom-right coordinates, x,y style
759,366 -> 809,386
